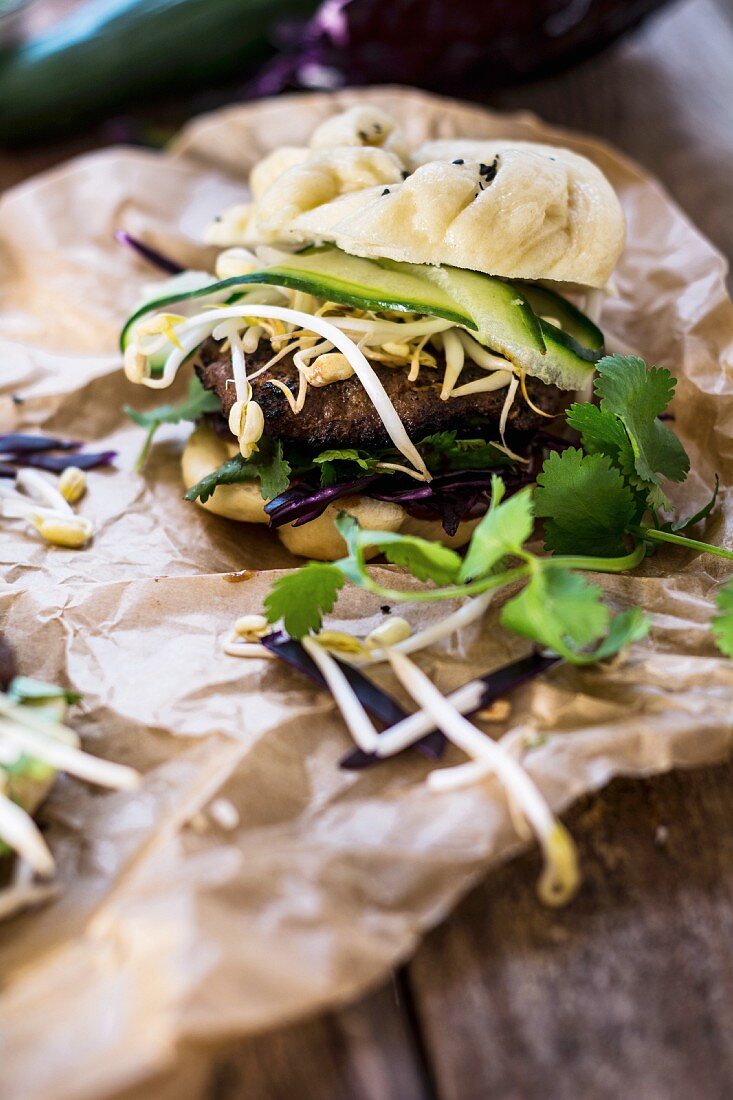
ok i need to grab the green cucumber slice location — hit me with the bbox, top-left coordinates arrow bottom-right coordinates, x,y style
517,321 -> 599,390
119,247 -> 599,391
402,264 -> 596,389
395,263 -> 546,357
513,282 -> 604,352
120,249 -> 473,350
121,278 -> 251,351
254,249 -> 474,325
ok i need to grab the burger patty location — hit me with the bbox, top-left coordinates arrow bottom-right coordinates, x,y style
195,337 -> 568,449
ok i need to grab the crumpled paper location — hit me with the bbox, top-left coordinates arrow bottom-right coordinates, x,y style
1,87 -> 732,1100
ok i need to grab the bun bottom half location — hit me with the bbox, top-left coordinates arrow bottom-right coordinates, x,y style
182,424 -> 478,561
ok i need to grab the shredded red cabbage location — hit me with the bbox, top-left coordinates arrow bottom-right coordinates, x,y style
114,230 -> 185,275
262,631 -> 446,761
0,433 -> 116,476
265,466 -> 539,537
11,450 -> 117,473
265,474 -> 381,528
0,433 -> 80,454
340,651 -> 561,770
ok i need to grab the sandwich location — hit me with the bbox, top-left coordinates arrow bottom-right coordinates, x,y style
121,105 -> 625,560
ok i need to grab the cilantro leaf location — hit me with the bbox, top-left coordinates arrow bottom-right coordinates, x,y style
671,475 -> 720,532
125,376 -> 220,471
256,441 -> 292,500
185,455 -> 257,504
419,430 -> 457,453
314,449 -> 373,469
535,449 -> 636,557
264,563 -> 345,638
502,568 -> 609,655
502,567 -> 650,664
313,448 -> 378,486
334,513 -> 461,585
458,479 -> 533,582
566,402 -> 633,469
184,439 -> 291,504
594,355 -> 690,490
588,606 -> 650,660
380,537 -> 462,585
711,578 -> 733,658
334,511 -> 361,557
419,431 -> 513,471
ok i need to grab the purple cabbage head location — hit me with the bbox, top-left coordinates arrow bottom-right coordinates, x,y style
255,0 -> 672,98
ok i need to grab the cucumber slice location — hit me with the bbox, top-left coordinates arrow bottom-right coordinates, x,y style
402,264 -> 596,389
513,282 -> 604,352
255,249 -> 473,325
383,260 -> 546,357
119,247 -> 599,391
120,249 -> 473,350
518,321 -> 599,390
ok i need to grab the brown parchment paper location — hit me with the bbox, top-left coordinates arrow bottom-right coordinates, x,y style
1,87 -> 733,1100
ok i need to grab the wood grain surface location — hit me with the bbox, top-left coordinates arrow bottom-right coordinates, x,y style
4,0 -> 733,1096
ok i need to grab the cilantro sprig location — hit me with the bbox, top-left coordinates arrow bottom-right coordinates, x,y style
184,438 -> 291,503
125,376 -> 219,472
265,474 -> 650,663
264,355 -> 732,665
537,355 -> 730,561
180,429 -> 513,505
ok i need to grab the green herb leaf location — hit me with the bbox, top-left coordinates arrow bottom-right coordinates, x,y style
566,401 -> 634,469
502,568 -> 609,655
263,563 -> 345,638
125,377 -> 220,471
458,479 -> 532,582
711,578 -> 733,658
256,440 -> 293,500
184,455 -> 256,504
184,439 -> 291,504
502,566 -> 650,664
312,448 -> 378,486
313,449 -> 373,469
671,475 -> 720,532
594,355 -> 690,492
334,512 -> 461,585
587,607 -> 651,661
419,431 -> 513,471
535,449 -> 636,557
380,537 -> 462,585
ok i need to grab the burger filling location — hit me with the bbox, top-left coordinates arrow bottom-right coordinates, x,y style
121,246 -> 604,534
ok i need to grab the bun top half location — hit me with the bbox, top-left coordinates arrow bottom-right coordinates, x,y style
207,105 -> 625,289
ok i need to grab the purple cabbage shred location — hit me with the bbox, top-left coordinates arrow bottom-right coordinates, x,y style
13,450 -> 117,473
114,230 -> 185,275
0,433 -> 116,474
0,433 -> 80,454
265,465 -> 539,537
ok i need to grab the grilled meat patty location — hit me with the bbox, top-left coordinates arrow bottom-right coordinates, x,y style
196,337 -> 568,450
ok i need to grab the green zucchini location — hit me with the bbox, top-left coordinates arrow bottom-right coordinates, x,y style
387,261 -> 597,389
230,248 -> 475,325
0,0 -> 319,144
